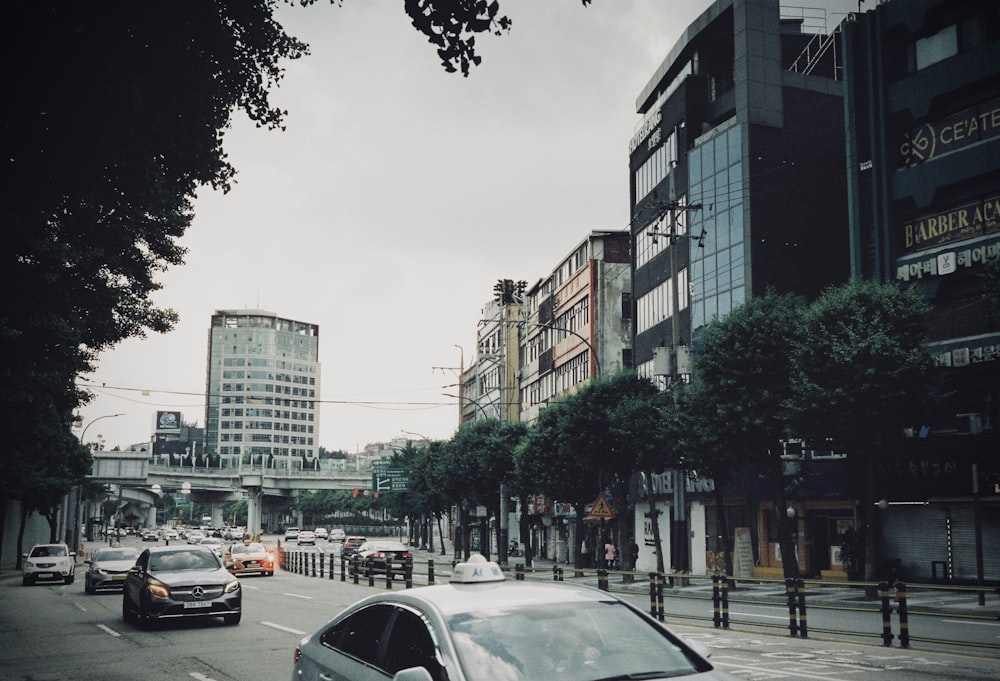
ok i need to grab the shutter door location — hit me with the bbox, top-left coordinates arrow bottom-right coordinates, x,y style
881,507 -> 948,582
951,506 -> 1000,582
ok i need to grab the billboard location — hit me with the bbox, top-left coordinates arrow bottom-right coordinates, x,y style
156,411 -> 181,431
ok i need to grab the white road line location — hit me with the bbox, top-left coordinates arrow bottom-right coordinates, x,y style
729,611 -> 790,620
283,592 -> 314,600
715,660 -> 866,680
261,621 -> 307,635
74,602 -> 88,612
189,673 -> 217,681
96,624 -> 121,637
940,618 -> 1000,627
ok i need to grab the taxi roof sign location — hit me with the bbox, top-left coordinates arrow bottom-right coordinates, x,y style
587,493 -> 615,519
450,554 -> 505,583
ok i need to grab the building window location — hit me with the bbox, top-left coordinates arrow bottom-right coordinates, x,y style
916,24 -> 957,70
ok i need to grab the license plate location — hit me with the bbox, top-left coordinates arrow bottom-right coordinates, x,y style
36,573 -> 52,579
245,561 -> 258,566
184,601 -> 213,609
112,574 -> 127,581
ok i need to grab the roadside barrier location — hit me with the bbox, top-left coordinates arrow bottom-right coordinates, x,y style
712,575 -> 730,629
786,578 -> 808,638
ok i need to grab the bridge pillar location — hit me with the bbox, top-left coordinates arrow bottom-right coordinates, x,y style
147,505 -> 157,529
211,505 -> 224,529
246,487 -> 263,538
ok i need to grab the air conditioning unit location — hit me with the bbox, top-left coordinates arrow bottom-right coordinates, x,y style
956,413 -> 983,435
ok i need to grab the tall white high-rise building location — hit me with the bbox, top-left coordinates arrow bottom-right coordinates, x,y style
205,309 -> 320,470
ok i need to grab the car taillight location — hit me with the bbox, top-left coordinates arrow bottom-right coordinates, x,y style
293,646 -> 302,663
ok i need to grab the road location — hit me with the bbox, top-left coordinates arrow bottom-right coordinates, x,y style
1,536 -> 996,681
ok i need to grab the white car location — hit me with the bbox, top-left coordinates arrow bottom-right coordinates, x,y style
23,543 -> 76,586
296,530 -> 317,546
292,555 -> 739,681
314,527 -> 329,540
162,528 -> 179,541
186,529 -> 206,544
284,527 -> 300,542
329,528 -> 346,542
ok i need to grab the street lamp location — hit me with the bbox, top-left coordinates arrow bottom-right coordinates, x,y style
75,413 -> 124,550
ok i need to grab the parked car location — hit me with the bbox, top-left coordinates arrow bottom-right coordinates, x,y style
341,535 -> 367,558
296,530 -> 317,546
122,545 -> 241,629
314,527 -> 328,540
329,528 -> 346,542
284,527 -> 300,542
351,540 -> 412,576
292,555 -> 737,681
22,543 -> 76,586
225,542 -> 276,576
85,546 -> 140,594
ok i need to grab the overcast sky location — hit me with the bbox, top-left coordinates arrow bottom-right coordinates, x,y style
76,0 -> 860,453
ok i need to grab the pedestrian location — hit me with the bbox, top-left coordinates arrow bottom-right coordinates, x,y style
630,540 -> 639,570
604,539 -> 616,570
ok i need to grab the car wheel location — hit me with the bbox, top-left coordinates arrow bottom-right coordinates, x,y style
122,596 -> 137,624
137,599 -> 155,630
223,612 -> 241,626
85,582 -> 96,595
65,574 -> 75,585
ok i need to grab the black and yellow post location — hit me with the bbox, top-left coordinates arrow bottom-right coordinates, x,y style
657,572 -> 665,622
712,575 -> 721,628
428,559 -> 435,585
352,555 -> 360,584
786,578 -> 799,637
879,581 -> 893,646
649,572 -> 658,618
721,576 -> 730,629
598,568 -> 609,591
897,581 -> 909,648
795,578 -> 808,638
386,561 -> 394,589
404,558 -> 413,589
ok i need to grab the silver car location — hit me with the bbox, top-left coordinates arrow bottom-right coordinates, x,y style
85,546 -> 140,593
291,555 -> 742,681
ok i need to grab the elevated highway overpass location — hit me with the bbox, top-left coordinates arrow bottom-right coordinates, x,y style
87,451 -> 374,535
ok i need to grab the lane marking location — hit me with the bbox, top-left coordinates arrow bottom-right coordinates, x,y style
261,621 -> 307,635
74,602 -> 88,612
283,592 -> 314,600
715,660 -> 866,680
97,624 -> 121,637
940,618 -> 1000,628
189,673 -> 218,681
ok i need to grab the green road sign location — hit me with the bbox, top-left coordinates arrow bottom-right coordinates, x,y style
371,463 -> 409,492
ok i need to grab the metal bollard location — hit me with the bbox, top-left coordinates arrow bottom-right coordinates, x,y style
386,561 -> 394,589
721,576 -> 730,629
712,575 -> 722,628
352,555 -> 360,585
311,552 -> 317,577
786,578 -> 798,637
515,563 -> 524,581
598,569 -> 609,591
340,554 -> 346,581
368,563 -> 375,587
553,564 -> 559,581
557,566 -> 564,582
404,558 -> 413,589
795,578 -> 808,638
649,572 -> 658,618
428,559 -> 435,585
319,552 -> 325,578
656,572 -> 665,622
897,582 -> 909,648
879,581 -> 893,646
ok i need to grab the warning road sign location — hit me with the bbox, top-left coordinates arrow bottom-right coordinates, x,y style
587,493 -> 615,519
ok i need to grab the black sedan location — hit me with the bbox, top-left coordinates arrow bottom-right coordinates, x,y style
84,546 -> 140,594
350,540 -> 412,576
122,545 -> 241,629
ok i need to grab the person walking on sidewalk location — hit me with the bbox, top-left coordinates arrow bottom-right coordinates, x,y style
604,539 -> 617,570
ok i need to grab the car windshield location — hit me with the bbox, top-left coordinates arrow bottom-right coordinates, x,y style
149,550 -> 220,572
232,543 -> 264,554
94,549 -> 137,561
447,600 -> 706,681
30,546 -> 66,557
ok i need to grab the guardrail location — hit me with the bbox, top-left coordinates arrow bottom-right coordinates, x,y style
276,549 -> 1000,652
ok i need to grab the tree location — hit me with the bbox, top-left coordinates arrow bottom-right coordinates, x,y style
2,0 -> 520,553
690,290 -> 809,579
791,279 -> 933,583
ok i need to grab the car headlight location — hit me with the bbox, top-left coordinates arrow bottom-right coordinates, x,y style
224,579 -> 241,594
146,578 -> 170,598
25,561 -> 36,569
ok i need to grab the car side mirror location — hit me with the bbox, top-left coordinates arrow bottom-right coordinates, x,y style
393,668 -> 435,681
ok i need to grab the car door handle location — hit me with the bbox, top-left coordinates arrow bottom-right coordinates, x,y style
319,675 -> 333,681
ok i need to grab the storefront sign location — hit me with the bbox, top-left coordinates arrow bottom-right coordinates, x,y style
896,240 -> 999,281
899,97 -> 1000,166
901,194 -> 1000,252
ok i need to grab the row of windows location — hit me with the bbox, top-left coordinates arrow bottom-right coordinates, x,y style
554,297 -> 590,341
219,396 -> 316,410
635,267 -> 689,335
555,352 -> 590,395
553,244 -> 589,288
219,407 -> 314,420
635,203 -> 689,269
220,383 -> 316,398
635,128 -> 679,203
219,420 -> 314,431
221,357 -> 318,372
220,369 -> 316,385
521,371 -> 556,410
217,446 -> 315,456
